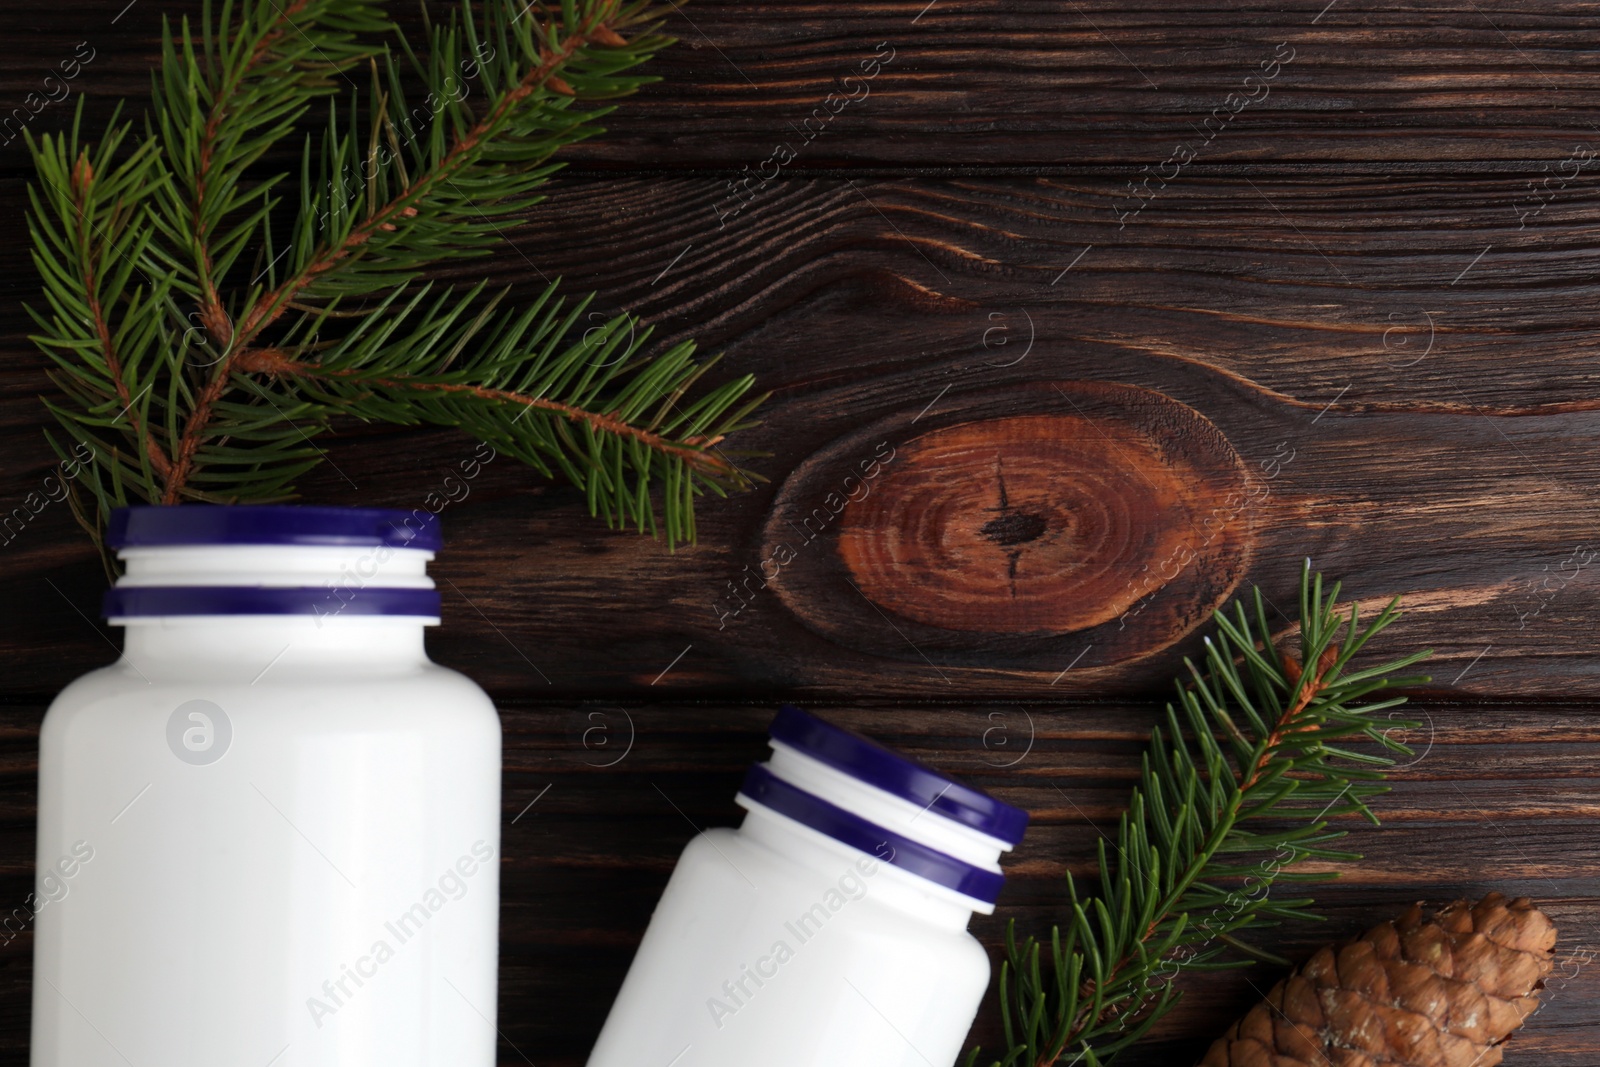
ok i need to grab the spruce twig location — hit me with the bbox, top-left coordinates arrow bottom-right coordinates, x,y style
26,0 -> 765,554
966,561 -> 1433,1067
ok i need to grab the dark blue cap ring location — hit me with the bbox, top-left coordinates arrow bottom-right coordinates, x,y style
103,586 -> 441,619
107,506 -> 441,552
769,705 -> 1028,846
738,765 -> 1006,904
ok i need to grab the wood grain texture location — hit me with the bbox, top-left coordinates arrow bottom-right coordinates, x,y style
3,0 -> 1600,1064
6,3 -> 1600,171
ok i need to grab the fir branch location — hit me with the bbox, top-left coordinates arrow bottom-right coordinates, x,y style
27,0 -> 764,551
967,562 -> 1432,1067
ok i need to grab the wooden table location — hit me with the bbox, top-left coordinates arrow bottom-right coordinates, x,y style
2,2 -> 1598,1064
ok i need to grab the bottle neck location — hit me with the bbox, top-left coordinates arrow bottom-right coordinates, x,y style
116,617 -> 432,684
738,805 -> 976,931
110,543 -> 438,677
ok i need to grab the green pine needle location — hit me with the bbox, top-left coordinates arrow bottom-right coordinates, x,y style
965,561 -> 1432,1067
26,0 -> 764,553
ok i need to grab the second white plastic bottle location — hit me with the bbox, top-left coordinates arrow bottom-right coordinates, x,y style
587,705 -> 1028,1067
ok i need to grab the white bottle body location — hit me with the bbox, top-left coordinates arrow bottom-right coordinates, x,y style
31,617 -> 502,1067
586,809 -> 992,1067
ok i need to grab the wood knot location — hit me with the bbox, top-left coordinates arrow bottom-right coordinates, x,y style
760,379 -> 1257,672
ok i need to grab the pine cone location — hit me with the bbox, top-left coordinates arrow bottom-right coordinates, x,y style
1200,893 -> 1556,1067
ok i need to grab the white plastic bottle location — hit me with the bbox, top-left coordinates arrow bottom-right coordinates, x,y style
31,506 -> 502,1067
587,705 -> 1028,1067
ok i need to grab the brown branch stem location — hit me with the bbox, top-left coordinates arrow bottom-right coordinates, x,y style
70,157 -> 172,481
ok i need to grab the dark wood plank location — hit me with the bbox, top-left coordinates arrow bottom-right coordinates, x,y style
7,2 -> 1600,172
